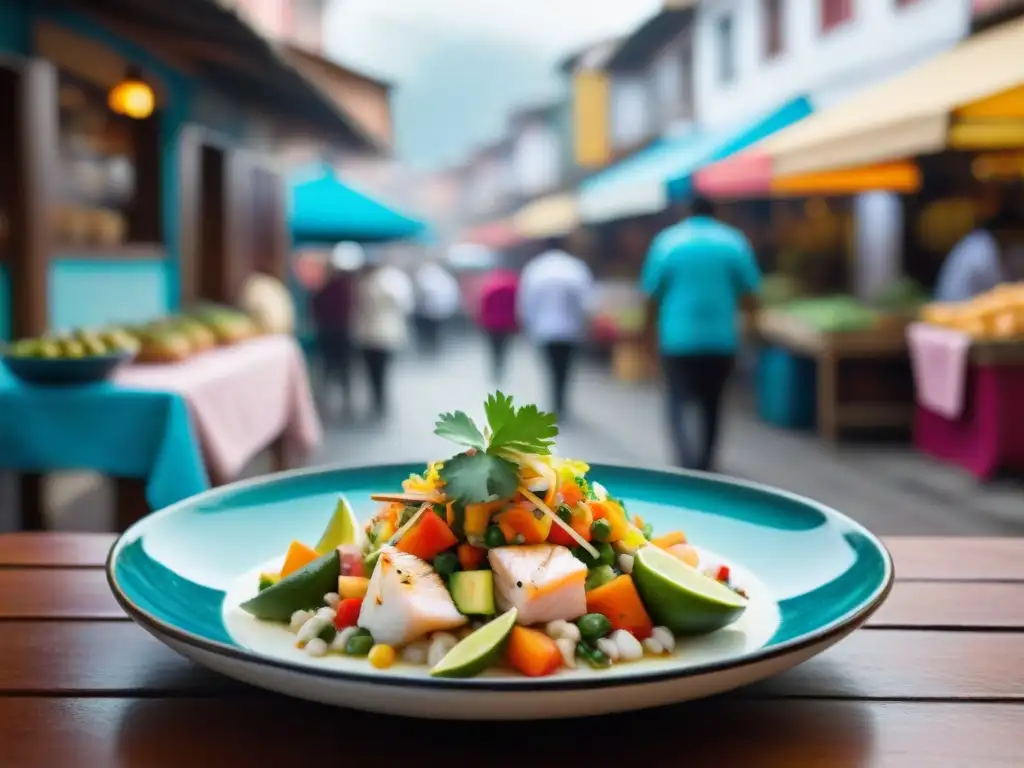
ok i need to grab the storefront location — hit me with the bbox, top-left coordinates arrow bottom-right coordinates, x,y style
0,0 -> 371,342
0,0 -> 374,531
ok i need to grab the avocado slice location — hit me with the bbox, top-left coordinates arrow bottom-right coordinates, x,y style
240,549 -> 341,622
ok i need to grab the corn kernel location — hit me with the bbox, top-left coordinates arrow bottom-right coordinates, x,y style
368,643 -> 396,669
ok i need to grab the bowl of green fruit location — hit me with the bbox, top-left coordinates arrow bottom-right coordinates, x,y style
2,328 -> 140,386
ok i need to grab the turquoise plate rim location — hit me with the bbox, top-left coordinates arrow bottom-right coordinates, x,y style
107,461 -> 895,692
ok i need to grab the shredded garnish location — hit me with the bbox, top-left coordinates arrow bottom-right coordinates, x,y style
387,501 -> 432,547
519,487 -> 599,560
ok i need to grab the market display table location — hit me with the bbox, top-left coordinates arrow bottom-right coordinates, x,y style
0,335 -> 321,531
908,324 -> 1024,479
756,310 -> 914,442
0,532 -> 1020,765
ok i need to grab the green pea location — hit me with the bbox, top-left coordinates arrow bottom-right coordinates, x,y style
317,624 -> 337,644
576,641 -> 611,669
585,565 -> 617,592
433,551 -> 460,576
591,518 -> 613,543
556,505 -> 573,525
572,545 -> 599,567
346,633 -> 374,656
576,613 -> 613,642
484,525 -> 507,548
597,542 -> 616,567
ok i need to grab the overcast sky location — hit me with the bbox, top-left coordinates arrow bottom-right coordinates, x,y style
325,0 -> 660,169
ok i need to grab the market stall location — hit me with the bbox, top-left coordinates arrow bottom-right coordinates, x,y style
908,285 -> 1024,479
0,311 -> 321,531
756,297 -> 917,442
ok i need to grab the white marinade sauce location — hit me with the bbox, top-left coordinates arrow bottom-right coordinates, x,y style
221,547 -> 782,681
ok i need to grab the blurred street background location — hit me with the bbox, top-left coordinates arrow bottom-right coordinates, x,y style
2,0 -> 1024,538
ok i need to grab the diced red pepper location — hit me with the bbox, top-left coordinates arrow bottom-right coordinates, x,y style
334,597 -> 362,629
547,522 -> 577,547
717,564 -> 731,583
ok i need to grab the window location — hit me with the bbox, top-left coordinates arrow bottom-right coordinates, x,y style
763,0 -> 784,59
55,70 -> 161,248
716,14 -> 735,85
821,0 -> 853,32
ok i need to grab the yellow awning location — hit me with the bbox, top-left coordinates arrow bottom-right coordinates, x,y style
512,193 -> 579,239
757,16 -> 1024,177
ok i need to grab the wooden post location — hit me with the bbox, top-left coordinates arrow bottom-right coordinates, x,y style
818,345 -> 839,443
9,58 -> 59,531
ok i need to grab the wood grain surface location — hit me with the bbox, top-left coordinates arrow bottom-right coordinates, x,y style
0,533 -> 1020,766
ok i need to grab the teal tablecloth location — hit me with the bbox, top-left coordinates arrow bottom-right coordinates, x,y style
0,367 -> 209,512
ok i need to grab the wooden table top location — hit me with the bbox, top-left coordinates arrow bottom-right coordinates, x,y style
1,533 -> 1022,766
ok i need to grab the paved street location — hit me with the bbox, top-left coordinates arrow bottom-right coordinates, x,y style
10,332 -> 1023,536
309,333 -> 1024,537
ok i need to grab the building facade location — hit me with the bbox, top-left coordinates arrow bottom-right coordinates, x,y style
694,0 -> 971,129
508,103 -> 564,201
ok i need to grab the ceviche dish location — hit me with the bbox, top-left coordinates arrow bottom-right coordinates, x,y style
238,393 -> 748,678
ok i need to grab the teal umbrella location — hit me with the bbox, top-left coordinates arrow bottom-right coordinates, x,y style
290,164 -> 431,245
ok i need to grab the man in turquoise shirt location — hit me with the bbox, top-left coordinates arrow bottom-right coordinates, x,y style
640,196 -> 761,472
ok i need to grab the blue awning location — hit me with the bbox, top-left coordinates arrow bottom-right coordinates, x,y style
290,165 -> 431,245
578,97 -> 813,224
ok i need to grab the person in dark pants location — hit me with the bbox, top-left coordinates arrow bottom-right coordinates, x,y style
310,264 -> 356,419
518,238 -> 594,419
662,354 -> 734,471
542,341 -> 575,415
476,268 -> 519,384
353,261 -> 414,420
640,196 -> 762,472
360,347 -> 391,418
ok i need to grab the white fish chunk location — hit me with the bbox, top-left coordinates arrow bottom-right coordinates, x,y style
488,545 -> 587,626
358,546 -> 467,646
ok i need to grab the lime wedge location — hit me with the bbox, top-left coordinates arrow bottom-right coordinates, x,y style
430,608 -> 518,678
315,494 -> 364,554
632,545 -> 747,635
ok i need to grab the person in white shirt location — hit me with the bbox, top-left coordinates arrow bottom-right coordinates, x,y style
935,208 -> 1021,302
413,261 -> 461,355
517,237 -> 595,418
353,257 -> 414,419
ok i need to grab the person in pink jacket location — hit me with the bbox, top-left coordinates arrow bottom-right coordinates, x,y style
476,268 -> 519,383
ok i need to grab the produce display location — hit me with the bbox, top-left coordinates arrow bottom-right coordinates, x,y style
240,393 -> 748,677
921,282 -> 1024,341
872,276 -> 928,315
4,305 -> 261,367
134,306 -> 259,363
4,327 -> 139,359
777,295 -> 879,333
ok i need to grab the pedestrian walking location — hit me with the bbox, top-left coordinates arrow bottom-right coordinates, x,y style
310,248 -> 358,419
412,261 -> 460,355
353,256 -> 414,420
640,195 -> 762,473
518,237 -> 594,419
476,267 -> 519,383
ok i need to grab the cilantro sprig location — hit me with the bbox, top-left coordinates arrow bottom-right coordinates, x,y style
434,391 -> 558,457
434,392 -> 560,504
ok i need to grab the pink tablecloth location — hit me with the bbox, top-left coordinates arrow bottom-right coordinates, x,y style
116,335 -> 322,482
914,363 -> 1024,480
906,322 -> 972,419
